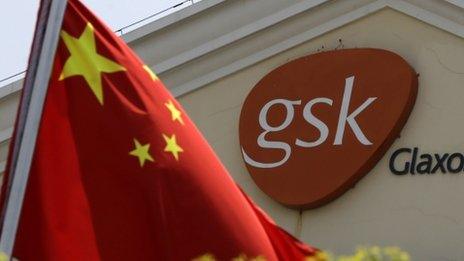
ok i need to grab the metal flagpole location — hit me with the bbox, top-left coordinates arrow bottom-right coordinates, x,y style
0,0 -> 67,257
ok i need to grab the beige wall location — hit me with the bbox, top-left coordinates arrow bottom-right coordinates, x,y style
178,8 -> 464,260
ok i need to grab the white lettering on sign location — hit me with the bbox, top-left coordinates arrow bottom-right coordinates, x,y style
242,76 -> 377,169
242,99 -> 301,168
334,76 -> 377,145
296,97 -> 333,148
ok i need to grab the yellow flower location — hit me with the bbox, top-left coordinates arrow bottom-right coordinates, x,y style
232,254 -> 247,261
370,246 -> 381,257
192,253 -> 216,261
306,251 -> 331,261
231,253 -> 266,261
399,252 -> 410,261
0,252 -> 8,261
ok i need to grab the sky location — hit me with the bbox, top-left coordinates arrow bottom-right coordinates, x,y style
0,0 -> 195,85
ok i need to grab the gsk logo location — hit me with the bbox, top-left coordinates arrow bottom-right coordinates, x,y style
242,75 -> 377,169
239,49 -> 418,209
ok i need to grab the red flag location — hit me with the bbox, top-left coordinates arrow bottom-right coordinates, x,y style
4,0 -> 319,260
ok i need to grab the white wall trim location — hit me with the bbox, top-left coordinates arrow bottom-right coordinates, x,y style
151,0 -> 464,77
170,0 -> 464,96
0,82 -> 22,101
445,0 -> 464,10
388,0 -> 464,38
154,0 -> 329,73
0,128 -> 13,144
170,0 -> 386,97
0,161 -> 5,173
122,0 -> 226,43
0,126 -> 11,174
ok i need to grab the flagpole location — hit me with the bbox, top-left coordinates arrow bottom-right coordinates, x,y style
0,0 -> 67,257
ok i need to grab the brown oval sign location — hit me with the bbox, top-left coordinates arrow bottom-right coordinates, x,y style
239,49 -> 418,209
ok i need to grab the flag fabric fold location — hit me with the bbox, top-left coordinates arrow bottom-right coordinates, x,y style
3,0 -> 319,260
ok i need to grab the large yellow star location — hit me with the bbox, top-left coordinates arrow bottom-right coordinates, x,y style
143,65 -> 159,81
165,100 -> 184,125
59,23 -> 125,105
163,134 -> 183,161
129,139 -> 154,167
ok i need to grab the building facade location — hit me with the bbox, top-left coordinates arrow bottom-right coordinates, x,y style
1,0 -> 464,259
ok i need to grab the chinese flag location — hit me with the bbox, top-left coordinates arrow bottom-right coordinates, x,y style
4,0 -> 320,260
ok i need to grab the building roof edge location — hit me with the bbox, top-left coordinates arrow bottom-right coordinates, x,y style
122,0 -> 225,43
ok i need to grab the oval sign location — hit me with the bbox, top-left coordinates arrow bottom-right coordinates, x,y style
239,48 -> 418,209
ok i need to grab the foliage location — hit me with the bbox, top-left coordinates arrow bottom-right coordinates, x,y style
307,246 -> 410,261
193,246 -> 410,261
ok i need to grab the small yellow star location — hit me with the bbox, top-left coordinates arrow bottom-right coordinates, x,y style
165,100 -> 184,125
129,139 -> 154,167
60,22 -> 126,105
143,65 -> 159,81
163,134 -> 183,161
